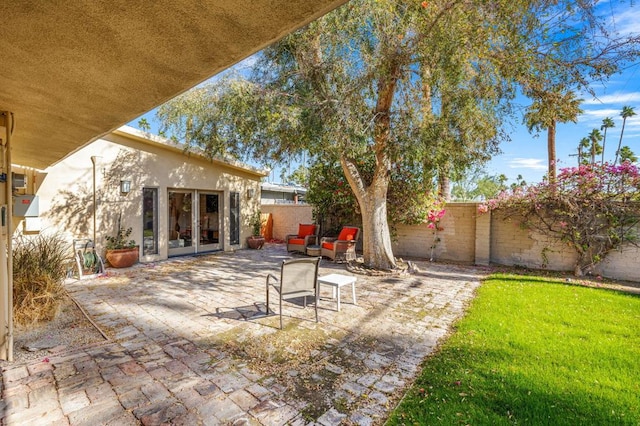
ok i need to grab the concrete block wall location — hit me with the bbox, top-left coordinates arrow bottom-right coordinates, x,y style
265,202 -> 640,282
392,204 -> 477,262
490,212 -> 577,271
596,243 -> 640,282
260,204 -> 313,240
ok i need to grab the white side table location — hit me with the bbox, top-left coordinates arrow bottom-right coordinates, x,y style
317,273 -> 357,312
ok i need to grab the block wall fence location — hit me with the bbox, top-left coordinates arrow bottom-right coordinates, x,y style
260,204 -> 314,241
262,203 -> 639,282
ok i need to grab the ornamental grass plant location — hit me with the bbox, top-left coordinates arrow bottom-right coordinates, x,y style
388,273 -> 640,425
12,232 -> 69,326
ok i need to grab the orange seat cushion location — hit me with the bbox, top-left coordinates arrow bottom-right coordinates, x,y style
298,224 -> 316,238
337,227 -> 358,241
288,238 -> 305,245
321,242 -> 334,250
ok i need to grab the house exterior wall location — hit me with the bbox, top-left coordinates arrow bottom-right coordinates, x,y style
28,129 -> 263,262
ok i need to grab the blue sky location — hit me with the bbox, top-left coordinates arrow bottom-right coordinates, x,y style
129,3 -> 640,186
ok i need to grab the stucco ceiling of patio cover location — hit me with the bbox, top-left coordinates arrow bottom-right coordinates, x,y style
0,1 -> 346,170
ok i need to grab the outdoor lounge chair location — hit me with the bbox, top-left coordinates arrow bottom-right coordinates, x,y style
320,226 -> 360,262
266,257 -> 321,329
286,223 -> 319,254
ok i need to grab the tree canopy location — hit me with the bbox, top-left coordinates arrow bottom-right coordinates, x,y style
157,0 -> 640,270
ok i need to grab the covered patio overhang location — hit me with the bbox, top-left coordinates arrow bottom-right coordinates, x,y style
0,0 -> 347,361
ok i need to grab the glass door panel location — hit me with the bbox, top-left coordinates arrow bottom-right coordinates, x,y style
198,192 -> 221,252
142,188 -> 158,255
168,190 -> 194,256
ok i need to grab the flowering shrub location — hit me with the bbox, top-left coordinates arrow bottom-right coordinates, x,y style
426,205 -> 446,261
480,162 -> 640,276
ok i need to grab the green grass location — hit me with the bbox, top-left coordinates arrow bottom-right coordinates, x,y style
387,274 -> 640,425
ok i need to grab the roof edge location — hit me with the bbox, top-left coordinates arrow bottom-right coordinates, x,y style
113,125 -> 270,178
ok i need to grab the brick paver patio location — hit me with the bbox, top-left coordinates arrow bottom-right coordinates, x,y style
1,244 -> 484,425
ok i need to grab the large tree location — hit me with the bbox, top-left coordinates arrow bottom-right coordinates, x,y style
158,0 -> 640,270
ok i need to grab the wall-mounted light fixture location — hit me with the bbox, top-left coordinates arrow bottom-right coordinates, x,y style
247,188 -> 255,199
120,180 -> 131,194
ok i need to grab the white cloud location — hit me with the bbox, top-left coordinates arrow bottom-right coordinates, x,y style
580,108 -> 621,120
509,158 -> 548,170
582,92 -> 640,105
609,6 -> 640,36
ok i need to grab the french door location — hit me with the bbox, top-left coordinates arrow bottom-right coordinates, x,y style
198,192 -> 222,252
168,190 -> 194,256
168,190 -> 223,257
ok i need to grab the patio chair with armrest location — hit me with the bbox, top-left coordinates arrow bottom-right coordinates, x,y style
266,257 -> 321,329
320,226 -> 360,262
286,223 -> 319,254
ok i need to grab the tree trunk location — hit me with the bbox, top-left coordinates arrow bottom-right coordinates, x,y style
360,177 -> 397,270
614,119 -> 627,166
547,120 -> 556,183
337,58 -> 400,271
438,162 -> 451,201
341,158 -> 397,271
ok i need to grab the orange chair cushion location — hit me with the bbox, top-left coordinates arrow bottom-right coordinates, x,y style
288,238 -> 305,245
337,227 -> 358,241
298,224 -> 316,238
321,242 -> 334,250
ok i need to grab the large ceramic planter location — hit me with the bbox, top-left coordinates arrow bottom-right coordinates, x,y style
105,247 -> 139,268
247,236 -> 265,249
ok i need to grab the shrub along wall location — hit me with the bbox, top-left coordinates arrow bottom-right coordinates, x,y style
395,203 -> 640,282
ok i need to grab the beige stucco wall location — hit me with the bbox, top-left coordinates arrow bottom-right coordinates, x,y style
28,129 -> 263,262
260,204 -> 313,240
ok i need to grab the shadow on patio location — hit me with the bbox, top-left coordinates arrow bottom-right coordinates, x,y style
2,243 -> 483,425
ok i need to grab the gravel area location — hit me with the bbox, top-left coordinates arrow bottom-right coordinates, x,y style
0,292 -> 107,366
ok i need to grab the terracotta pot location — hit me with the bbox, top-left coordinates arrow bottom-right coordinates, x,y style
247,236 -> 265,249
105,247 -> 139,268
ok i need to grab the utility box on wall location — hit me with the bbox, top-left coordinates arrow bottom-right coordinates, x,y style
13,195 -> 39,217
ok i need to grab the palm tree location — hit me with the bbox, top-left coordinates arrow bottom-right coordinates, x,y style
619,146 -> 638,163
600,117 -> 615,164
577,137 -> 590,165
525,88 -> 583,183
614,106 -> 637,165
588,129 -> 603,165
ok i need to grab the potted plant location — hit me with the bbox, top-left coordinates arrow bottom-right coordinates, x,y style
247,210 -> 265,249
105,226 -> 139,268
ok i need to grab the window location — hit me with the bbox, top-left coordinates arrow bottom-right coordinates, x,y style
142,188 -> 158,255
230,192 -> 240,245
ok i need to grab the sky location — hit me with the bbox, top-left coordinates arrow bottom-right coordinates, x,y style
129,2 -> 640,187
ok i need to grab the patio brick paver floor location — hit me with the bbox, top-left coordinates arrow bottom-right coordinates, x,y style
1,244 -> 484,425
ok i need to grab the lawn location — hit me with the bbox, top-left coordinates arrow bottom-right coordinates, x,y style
387,274 -> 640,425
